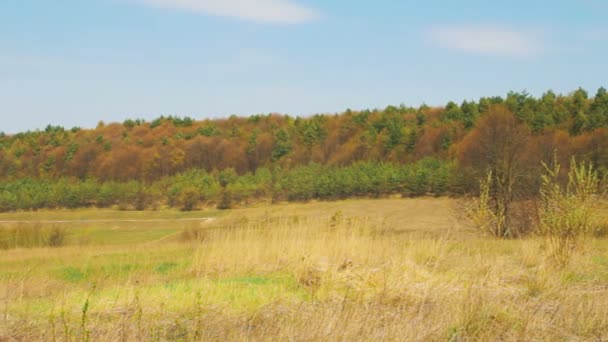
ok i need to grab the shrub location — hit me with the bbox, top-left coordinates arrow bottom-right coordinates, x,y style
217,190 -> 233,210
0,224 -> 68,249
48,226 -> 67,247
465,167 -> 537,238
179,187 -> 200,211
537,157 -> 599,266
466,171 -> 506,237
179,224 -> 207,242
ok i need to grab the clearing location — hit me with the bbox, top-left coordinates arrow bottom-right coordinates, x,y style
1,197 -> 607,341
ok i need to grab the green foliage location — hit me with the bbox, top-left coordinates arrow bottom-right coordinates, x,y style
197,125 -> 221,137
405,129 -> 418,153
228,169 -> 272,202
123,118 -> 145,128
45,125 -> 65,134
166,170 -> 220,208
0,178 -> 160,211
297,115 -> 327,148
65,142 -> 79,162
278,159 -> 453,201
272,128 -> 292,161
150,115 -> 194,128
218,168 -> 238,188
51,178 -> 98,209
403,158 -> 453,196
0,159 -> 454,211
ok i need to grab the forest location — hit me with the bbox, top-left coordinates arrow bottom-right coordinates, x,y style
1,87 -> 608,212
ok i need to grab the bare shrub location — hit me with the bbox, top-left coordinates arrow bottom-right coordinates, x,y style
48,226 -> 67,247
179,224 -> 207,243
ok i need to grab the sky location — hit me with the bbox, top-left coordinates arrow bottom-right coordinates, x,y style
0,0 -> 607,133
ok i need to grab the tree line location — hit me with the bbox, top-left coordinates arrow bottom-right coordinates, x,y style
1,87 -> 607,211
0,159 -> 453,211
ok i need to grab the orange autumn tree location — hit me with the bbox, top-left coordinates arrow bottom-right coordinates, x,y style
458,105 -> 531,237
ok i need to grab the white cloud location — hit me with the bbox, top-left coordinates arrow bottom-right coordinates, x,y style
427,25 -> 544,58
134,0 -> 319,24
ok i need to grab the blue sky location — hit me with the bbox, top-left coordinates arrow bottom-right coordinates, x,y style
1,0 -> 607,133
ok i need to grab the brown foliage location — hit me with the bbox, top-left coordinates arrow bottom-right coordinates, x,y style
458,105 -> 531,237
3,90 -> 608,184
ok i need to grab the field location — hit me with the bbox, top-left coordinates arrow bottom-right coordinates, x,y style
1,198 -> 608,341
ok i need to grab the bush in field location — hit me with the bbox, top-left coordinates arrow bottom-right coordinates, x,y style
179,224 -> 207,242
48,226 -> 68,247
179,187 -> 200,211
216,190 -> 233,210
537,157 -> 599,266
0,224 -> 68,249
466,171 -> 506,237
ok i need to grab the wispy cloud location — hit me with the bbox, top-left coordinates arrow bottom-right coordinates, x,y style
133,0 -> 319,24
427,25 -> 544,58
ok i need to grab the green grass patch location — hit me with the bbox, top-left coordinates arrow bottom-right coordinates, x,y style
58,267 -> 88,282
0,209 -> 221,221
155,262 -> 179,275
218,275 -> 276,285
592,255 -> 608,267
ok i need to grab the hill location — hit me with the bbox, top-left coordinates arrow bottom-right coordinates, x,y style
1,87 -> 608,211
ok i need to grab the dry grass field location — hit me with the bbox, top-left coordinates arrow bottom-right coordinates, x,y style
1,198 -> 608,341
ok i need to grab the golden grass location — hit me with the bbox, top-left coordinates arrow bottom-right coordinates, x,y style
1,198 -> 608,341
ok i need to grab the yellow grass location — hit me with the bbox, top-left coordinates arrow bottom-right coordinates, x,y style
1,198 -> 608,341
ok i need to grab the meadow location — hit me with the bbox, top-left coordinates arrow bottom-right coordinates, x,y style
1,198 -> 608,341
